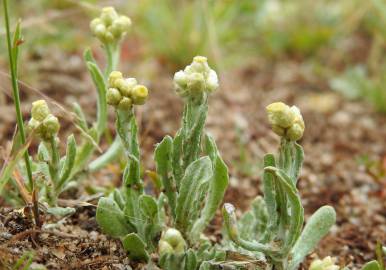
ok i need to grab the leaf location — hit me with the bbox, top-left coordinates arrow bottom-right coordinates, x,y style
361,260 -> 382,270
155,135 -> 177,217
175,157 -> 213,232
289,205 -> 336,270
191,134 -> 229,240
0,139 -> 30,192
291,142 -> 304,182
262,154 -> 277,240
85,61 -> 107,137
57,135 -> 77,191
185,249 -> 198,270
72,102 -> 89,131
172,130 -> 183,188
139,194 -> 158,220
96,197 -> 131,238
121,233 -> 150,262
11,19 -> 22,75
37,142 -> 50,162
267,167 -> 304,254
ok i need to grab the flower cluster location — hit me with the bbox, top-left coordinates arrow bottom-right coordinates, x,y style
174,56 -> 219,99
90,7 -> 131,44
106,71 -> 149,110
309,256 -> 340,270
266,102 -> 305,141
158,228 -> 186,255
28,100 -> 60,141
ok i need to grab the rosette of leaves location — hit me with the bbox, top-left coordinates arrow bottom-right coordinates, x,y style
222,102 -> 336,270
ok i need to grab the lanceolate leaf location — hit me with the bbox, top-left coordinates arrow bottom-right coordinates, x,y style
191,135 -> 229,240
289,205 -> 336,270
57,135 -> 77,191
155,136 -> 176,217
175,157 -> 213,231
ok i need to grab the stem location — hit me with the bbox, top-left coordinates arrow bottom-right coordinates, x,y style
50,137 -> 60,185
3,0 -> 34,191
104,43 -> 119,78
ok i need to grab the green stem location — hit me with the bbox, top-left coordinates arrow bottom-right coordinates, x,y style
3,0 -> 33,191
50,137 -> 60,186
104,43 -> 119,78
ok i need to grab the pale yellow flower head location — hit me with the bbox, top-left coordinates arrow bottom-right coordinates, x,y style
309,256 -> 340,270
107,71 -> 148,110
266,102 -> 305,141
90,7 -> 131,44
29,100 -> 60,141
174,56 -> 219,99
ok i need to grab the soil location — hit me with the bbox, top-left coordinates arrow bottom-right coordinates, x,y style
0,48 -> 385,269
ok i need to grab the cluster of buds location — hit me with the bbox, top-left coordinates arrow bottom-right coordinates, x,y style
106,71 -> 149,110
309,256 -> 340,270
90,7 -> 131,44
266,102 -> 305,141
158,228 -> 186,256
28,100 -> 60,141
174,56 -> 219,99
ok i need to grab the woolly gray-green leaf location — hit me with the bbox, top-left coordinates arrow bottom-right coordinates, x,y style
139,194 -> 158,220
122,233 -> 149,262
191,135 -> 229,240
361,260 -> 381,270
57,135 -> 77,191
96,197 -> 131,238
175,156 -> 212,232
155,135 -> 176,217
85,54 -> 107,137
289,205 -> 336,270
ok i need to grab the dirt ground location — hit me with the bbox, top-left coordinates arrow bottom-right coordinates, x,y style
0,48 -> 385,269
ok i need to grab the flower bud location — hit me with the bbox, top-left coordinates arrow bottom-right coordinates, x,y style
27,118 -> 41,133
109,71 -> 123,87
31,100 -> 50,122
287,123 -> 304,141
271,124 -> 285,136
187,73 -> 205,93
90,18 -> 102,32
100,7 -> 118,26
158,240 -> 174,255
266,102 -> 295,128
309,256 -> 340,270
131,85 -> 148,105
174,70 -> 188,87
118,97 -> 132,110
41,114 -> 60,140
160,228 -> 186,255
106,88 -> 122,106
93,23 -> 107,40
103,30 -> 115,43
110,15 -> 131,37
190,56 -> 209,73
206,70 -> 219,93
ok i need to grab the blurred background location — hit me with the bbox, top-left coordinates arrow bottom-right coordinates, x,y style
0,0 -> 385,267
